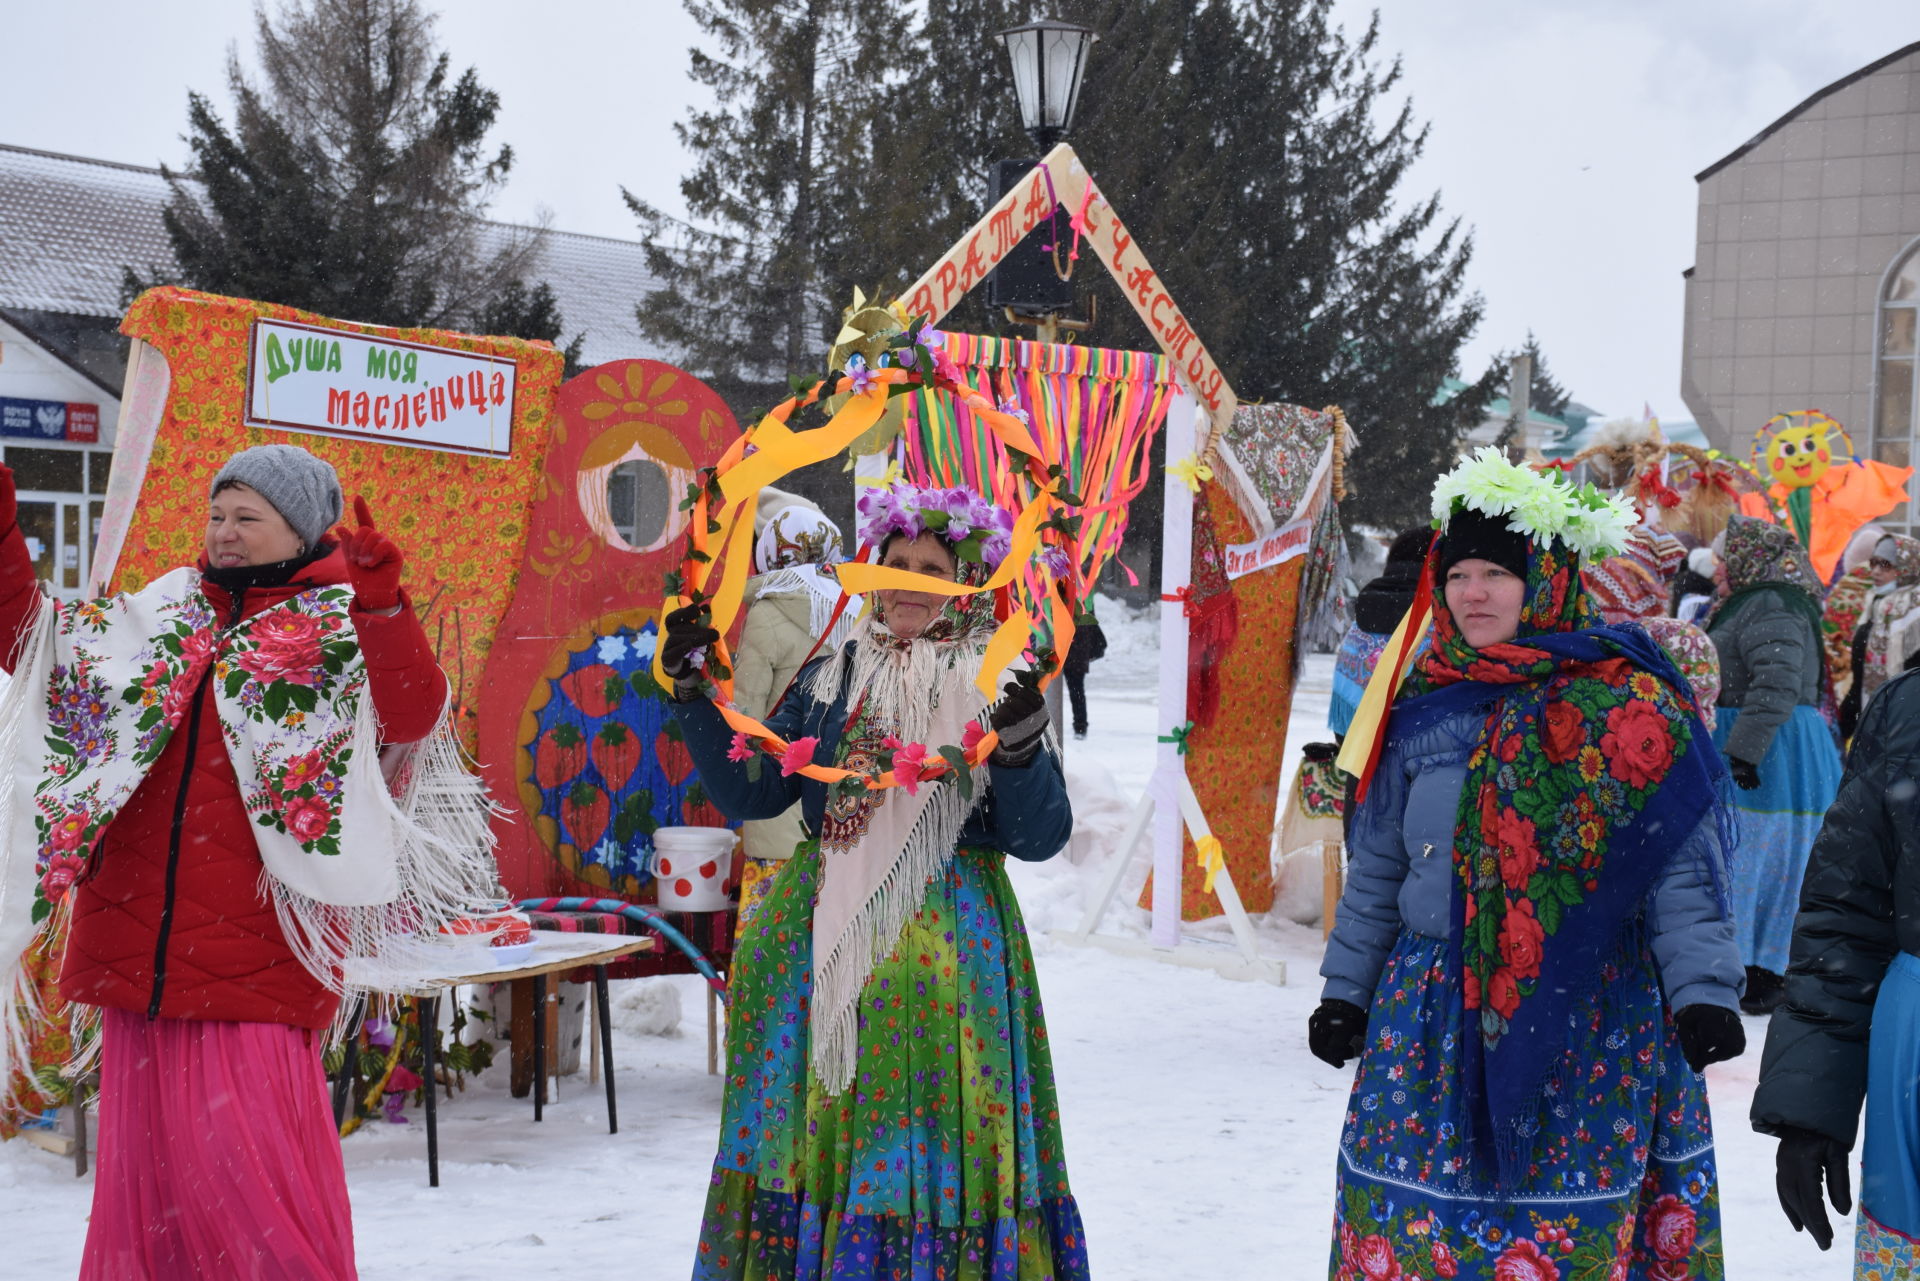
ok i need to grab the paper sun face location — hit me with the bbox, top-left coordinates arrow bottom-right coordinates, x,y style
1764,423 -> 1832,489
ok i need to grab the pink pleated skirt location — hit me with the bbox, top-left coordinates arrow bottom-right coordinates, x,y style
79,1007 -> 357,1280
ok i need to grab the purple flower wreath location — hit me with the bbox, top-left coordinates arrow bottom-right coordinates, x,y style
854,481 -> 1072,574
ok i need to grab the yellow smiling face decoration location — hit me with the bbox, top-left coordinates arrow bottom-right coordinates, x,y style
1754,410 -> 1848,491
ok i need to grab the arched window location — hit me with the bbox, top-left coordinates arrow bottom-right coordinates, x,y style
1875,245 -> 1920,529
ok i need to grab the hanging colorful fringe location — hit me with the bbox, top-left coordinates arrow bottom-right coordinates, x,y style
900,333 -> 1177,649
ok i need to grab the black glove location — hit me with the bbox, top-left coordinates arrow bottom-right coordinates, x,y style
1674,1003 -> 1745,1072
1729,757 -> 1762,790
1775,1126 -> 1853,1251
1308,998 -> 1368,1068
987,679 -> 1049,766
661,602 -> 719,686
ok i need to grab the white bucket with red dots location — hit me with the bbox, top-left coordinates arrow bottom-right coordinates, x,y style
652,826 -> 738,911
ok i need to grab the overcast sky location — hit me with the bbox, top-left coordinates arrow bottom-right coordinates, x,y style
9,1 -> 1920,423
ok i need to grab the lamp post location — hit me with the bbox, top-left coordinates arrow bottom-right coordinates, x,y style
996,16 -> 1099,151
991,16 -> 1099,349
994,17 -> 1099,748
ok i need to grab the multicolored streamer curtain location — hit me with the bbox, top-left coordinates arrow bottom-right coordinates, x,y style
901,334 -> 1177,646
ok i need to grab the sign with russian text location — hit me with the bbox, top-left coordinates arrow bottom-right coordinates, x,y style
1223,515 -> 1314,579
243,318 -> 518,457
0,396 -> 99,443
897,143 -> 1237,438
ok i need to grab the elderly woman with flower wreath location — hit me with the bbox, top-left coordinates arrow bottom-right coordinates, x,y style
660,480 -> 1085,1281
1312,449 -> 1747,1280
0,445 -> 494,1280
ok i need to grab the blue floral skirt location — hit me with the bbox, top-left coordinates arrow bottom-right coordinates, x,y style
1328,932 -> 1724,1279
1711,704 -> 1842,973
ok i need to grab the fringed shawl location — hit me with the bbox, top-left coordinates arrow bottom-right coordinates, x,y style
0,570 -> 501,1103
1393,537 -> 1731,1190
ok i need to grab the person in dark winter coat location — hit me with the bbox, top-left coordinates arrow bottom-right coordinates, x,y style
0,445 -> 450,1280
1706,514 -> 1844,1015
1327,526 -> 1429,739
1752,669 -> 1920,1266
1062,595 -> 1107,739
1315,453 -> 1745,1280
1758,672 -> 1920,1259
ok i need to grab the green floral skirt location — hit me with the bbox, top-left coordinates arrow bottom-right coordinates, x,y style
691,843 -> 1090,1280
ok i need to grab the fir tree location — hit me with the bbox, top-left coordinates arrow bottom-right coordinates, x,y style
649,0 -> 1487,534
1506,330 -> 1572,419
625,0 -> 912,389
128,0 -> 565,337
476,280 -> 587,376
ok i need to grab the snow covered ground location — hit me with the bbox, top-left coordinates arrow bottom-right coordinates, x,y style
0,604 -> 1849,1278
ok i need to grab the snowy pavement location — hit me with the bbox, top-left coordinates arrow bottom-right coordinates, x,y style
0,606 -> 1850,1278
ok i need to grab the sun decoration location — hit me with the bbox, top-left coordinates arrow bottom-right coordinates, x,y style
1752,409 -> 1847,493
1430,447 -> 1636,560
651,316 -> 1086,800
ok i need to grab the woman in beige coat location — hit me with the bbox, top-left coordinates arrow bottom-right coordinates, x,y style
730,506 -> 859,932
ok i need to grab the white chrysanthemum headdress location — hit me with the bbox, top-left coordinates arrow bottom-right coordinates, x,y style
1430,447 -> 1635,560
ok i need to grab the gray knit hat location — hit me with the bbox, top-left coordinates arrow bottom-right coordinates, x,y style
209,445 -> 344,549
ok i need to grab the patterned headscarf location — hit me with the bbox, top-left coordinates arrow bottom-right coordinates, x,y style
1879,532 -> 1920,588
1389,521 -> 1726,1189
755,507 -> 843,573
1863,533 -> 1920,702
1716,513 -> 1822,598
1708,517 -> 1828,684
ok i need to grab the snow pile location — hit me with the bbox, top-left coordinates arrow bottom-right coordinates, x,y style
610,976 -> 683,1038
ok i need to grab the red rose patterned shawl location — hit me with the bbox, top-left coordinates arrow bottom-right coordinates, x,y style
0,569 -> 501,1090
1392,538 -> 1732,1187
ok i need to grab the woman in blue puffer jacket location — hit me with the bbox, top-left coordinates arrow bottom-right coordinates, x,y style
1311,452 -> 1747,1280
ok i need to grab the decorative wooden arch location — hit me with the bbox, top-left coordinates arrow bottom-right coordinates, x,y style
883,146 -> 1283,980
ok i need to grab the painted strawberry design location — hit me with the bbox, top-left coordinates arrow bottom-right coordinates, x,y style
681,781 -> 727,828
592,723 -> 642,792
534,723 -> 588,790
560,663 -> 625,719
655,723 -> 695,786
563,780 -> 610,852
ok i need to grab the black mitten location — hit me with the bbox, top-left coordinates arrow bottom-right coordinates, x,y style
1674,1003 -> 1745,1072
1308,998 -> 1368,1068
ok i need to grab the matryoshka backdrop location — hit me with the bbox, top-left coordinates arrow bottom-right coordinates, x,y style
475,360 -> 738,900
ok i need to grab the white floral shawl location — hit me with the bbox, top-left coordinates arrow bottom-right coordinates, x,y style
0,567 -> 501,1087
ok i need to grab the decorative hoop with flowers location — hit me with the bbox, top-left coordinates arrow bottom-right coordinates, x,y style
653,316 -> 1087,800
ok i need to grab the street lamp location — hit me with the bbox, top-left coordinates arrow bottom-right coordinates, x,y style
996,17 -> 1098,151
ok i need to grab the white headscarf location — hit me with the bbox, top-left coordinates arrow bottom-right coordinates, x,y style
753,508 -> 859,644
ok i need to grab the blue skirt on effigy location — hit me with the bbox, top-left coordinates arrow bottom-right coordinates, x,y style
1711,704 -> 1841,974
1329,933 -> 1725,1279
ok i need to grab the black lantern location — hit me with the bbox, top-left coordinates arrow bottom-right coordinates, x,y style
996,17 -> 1098,150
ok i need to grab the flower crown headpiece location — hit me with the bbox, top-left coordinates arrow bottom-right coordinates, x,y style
1430,446 -> 1635,560
856,480 -> 1070,577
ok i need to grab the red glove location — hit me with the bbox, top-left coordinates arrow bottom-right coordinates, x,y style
334,496 -> 404,612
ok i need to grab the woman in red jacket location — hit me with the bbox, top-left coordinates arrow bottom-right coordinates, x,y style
0,444 -> 486,1280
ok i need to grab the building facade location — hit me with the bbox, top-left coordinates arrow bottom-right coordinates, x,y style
1681,42 -> 1920,529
